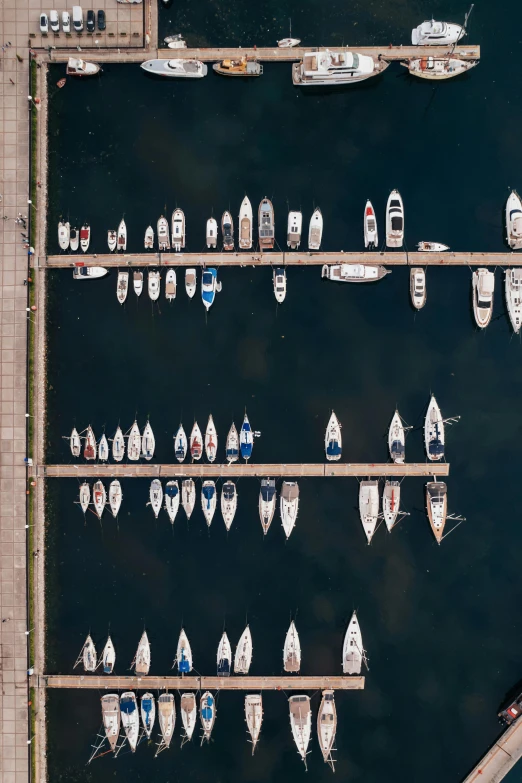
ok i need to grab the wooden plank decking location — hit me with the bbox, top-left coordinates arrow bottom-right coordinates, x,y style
40,674 -> 365,690
462,719 -> 522,782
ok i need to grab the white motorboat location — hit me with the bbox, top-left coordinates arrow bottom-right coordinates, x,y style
101,636 -> 116,673
148,270 -> 160,301
325,411 -> 342,461
239,196 -> 253,249
473,268 -> 495,328
127,421 -> 141,461
107,230 -> 117,252
221,480 -> 237,530
278,37 -> 301,47
308,208 -> 323,250
205,415 -> 218,462
386,190 -> 404,248
84,425 -> 96,460
506,190 -> 522,250
383,480 -> 401,531
293,49 -> 389,86
69,227 -> 79,251
80,633 -> 97,671
258,198 -> 275,249
182,478 -> 196,520
359,480 -> 379,543
93,480 -> 106,519
109,480 -> 122,518
70,427 -> 81,457
185,268 -> 197,298
411,19 -> 465,45
165,268 -> 177,300
222,210 -> 234,251
174,425 -> 187,463
505,268 -> 522,333
283,620 -> 301,672
217,631 -> 232,676
201,268 -> 222,310
79,224 -> 90,252
235,626 -> 253,674
73,266 -> 107,280
58,220 -> 70,250
288,695 -> 312,768
201,480 -> 217,526
158,693 -> 176,748
322,263 -> 389,282
200,692 -> 216,744
98,434 -> 109,461
364,200 -> 378,249
120,692 -> 140,752
287,210 -> 302,249
425,395 -> 445,461
141,58 -> 208,78
280,481 -> 299,539
417,241 -> 449,252
134,631 -> 151,675
66,57 -> 100,76
164,33 -> 187,48
117,219 -> 127,252
133,270 -> 143,296
157,216 -> 170,250
112,426 -> 125,462
226,422 -> 239,463
240,412 -> 253,460
180,693 -> 197,742
245,694 -> 263,754
140,693 -> 155,739
149,479 -> 163,519
426,480 -> 448,544
101,694 -> 120,752
141,420 -> 155,460
403,56 -> 478,80
388,410 -> 405,463
172,208 -> 185,252
79,482 -> 90,513
273,267 -> 287,303
176,628 -> 193,673
165,480 -> 180,524
206,217 -> 218,248
144,225 -> 154,249
317,690 -> 337,770
259,478 -> 276,534
410,268 -> 427,309
116,271 -> 129,304
190,421 -> 203,461
342,611 -> 364,674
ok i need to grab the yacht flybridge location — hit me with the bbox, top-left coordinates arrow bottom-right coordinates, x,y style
293,49 -> 389,86
411,19 -> 465,46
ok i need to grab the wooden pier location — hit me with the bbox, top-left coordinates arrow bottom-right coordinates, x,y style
39,674 -> 364,691
37,463 -> 449,479
462,719 -> 522,782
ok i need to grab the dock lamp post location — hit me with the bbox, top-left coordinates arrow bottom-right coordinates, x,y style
27,95 -> 36,107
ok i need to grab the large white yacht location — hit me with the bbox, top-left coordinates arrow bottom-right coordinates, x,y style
506,190 -> 522,250
505,268 -> 522,333
472,268 -> 495,328
140,59 -> 207,78
411,19 -> 465,46
292,49 -> 388,86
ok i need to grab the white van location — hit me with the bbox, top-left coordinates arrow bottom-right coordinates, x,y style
72,6 -> 83,32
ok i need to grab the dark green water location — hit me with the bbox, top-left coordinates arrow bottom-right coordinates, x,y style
45,2 -> 522,781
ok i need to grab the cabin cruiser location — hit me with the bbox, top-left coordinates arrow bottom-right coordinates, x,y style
426,481 -> 448,543
157,216 -> 170,250
424,395 -> 445,461
240,413 -> 253,460
239,196 -> 253,249
388,410 -> 405,463
259,478 -> 276,534
176,628 -> 192,673
140,693 -> 155,739
102,636 -> 116,673
417,241 -> 449,252
201,268 -> 222,310
108,480 -> 122,517
205,415 -> 218,462
221,481 -> 237,530
101,694 -> 120,752
66,57 -> 100,76
165,480 -> 180,523
127,421 -> 141,461
245,694 -> 263,754
117,219 -> 127,252
79,224 -> 90,252
280,481 -> 299,538
213,57 -> 263,76
133,270 -> 143,296
217,632 -> 232,676
386,190 -> 404,247
116,271 -> 128,304
506,190 -> 522,249
325,411 -> 342,461
226,423 -> 239,463
134,631 -> 151,675
206,217 -> 218,248
411,19 -> 465,46
410,268 -> 426,309
112,426 -> 125,461
283,621 -> 301,672
164,33 -> 187,48
190,422 -> 203,461
258,199 -> 275,249
383,480 -> 401,531
292,49 -> 389,86
174,424 -> 188,462
58,221 -> 70,250
200,692 -> 216,744
165,268 -> 176,300
201,480 -> 217,526
158,693 -> 176,747
342,611 -> 364,673
273,267 -> 286,303
288,695 -> 312,767
140,58 -> 207,78
364,201 -> 378,249
182,478 -> 196,519
148,269 -> 160,301
73,266 -> 108,280
308,208 -> 323,250
149,479 -> 163,518
172,208 -> 185,251
278,37 -> 301,47
317,690 -> 337,769
402,56 -> 478,80
234,626 -> 253,674
322,263 -> 389,282
144,226 -> 154,249
287,210 -> 302,249
359,480 -> 379,543
120,693 -> 140,752
70,428 -> 81,457
107,230 -> 116,252
472,268 -> 495,328
185,268 -> 197,298
505,268 -> 522,333
222,211 -> 234,251
69,227 -> 79,251
180,693 -> 197,741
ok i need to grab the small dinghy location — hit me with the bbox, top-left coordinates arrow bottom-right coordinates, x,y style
93,480 -> 106,519
206,217 -> 218,248
80,224 -> 90,252
190,421 -> 203,461
426,480 -> 448,544
505,268 -> 522,333
133,631 -> 151,675
127,421 -> 141,461
109,480 -> 122,518
101,694 -> 120,752
386,190 -> 404,248
165,268 -> 177,300
117,219 -> 127,252
221,480 -> 237,530
287,210 -> 302,249
201,480 -> 217,526
402,56 -> 477,80
69,227 -> 79,251
259,478 -> 276,534
410,268 -> 426,309
273,267 -> 287,303
424,395 -> 444,461
112,426 -> 125,462
473,268 -> 495,328
107,230 -> 117,252
73,266 -> 107,279
79,482 -> 90,513
165,480 -> 180,524
383,480 -> 401,531
182,479 -> 196,519
364,200 -> 378,249
388,410 -> 405,463
149,479 -> 163,518
98,434 -> 109,461
226,422 -> 239,463
144,225 -> 154,249
70,427 -> 81,457
217,632 -> 232,675
141,420 -> 155,460
289,695 -> 312,768
322,263 -> 389,282
280,481 -> 299,539
239,196 -> 253,249
359,480 -> 379,543
158,694 -> 176,748
79,633 -> 97,671
317,690 -> 337,769
284,621 -> 301,672
417,241 -> 449,252
222,210 -> 234,251
342,611 -> 364,674
141,692 -> 155,738
133,270 -> 143,296
308,207 -> 323,250
205,415 -> 218,462
201,268 -> 222,310
411,18 -> 465,45
506,190 -> 522,250
58,220 -> 70,250
148,270 -> 160,301
234,626 -> 253,674
172,208 -> 185,252
181,693 -> 197,742
185,268 -> 197,298
84,425 -> 96,460
245,694 -> 263,754
116,271 -> 129,304
102,636 -> 116,673
200,692 -> 216,744
120,692 -> 139,752
176,628 -> 193,673
325,411 -> 342,461
157,215 -> 170,250
240,413 -> 253,460
174,424 -> 188,462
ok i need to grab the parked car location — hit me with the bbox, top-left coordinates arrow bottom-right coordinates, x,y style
39,12 -> 49,32
62,11 -> 71,32
97,9 -> 106,30
72,5 -> 83,31
86,9 -> 95,32
49,9 -> 59,31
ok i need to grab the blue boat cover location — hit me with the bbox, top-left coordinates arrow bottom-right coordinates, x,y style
165,485 -> 178,497
179,657 -> 190,673
120,698 -> 135,714
142,698 -> 152,715
261,485 -> 275,501
391,440 -> 405,455
223,484 -> 234,500
326,441 -> 342,456
202,486 -> 215,499
226,447 -> 239,456
429,439 -> 444,456
217,659 -> 230,675
201,706 -> 213,720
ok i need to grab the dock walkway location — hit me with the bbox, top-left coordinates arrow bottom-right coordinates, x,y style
462,719 -> 522,782
40,674 -> 364,691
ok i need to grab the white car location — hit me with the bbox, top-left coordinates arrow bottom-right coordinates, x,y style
39,12 -> 49,32
49,9 -> 59,32
62,11 -> 71,32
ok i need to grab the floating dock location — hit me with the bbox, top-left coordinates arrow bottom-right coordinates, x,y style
462,719 -> 522,782
39,674 -> 365,690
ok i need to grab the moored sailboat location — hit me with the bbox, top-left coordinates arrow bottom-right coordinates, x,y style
149,479 -> 163,518
259,478 -> 276,534
200,692 -> 216,744
317,690 -> 337,770
174,424 -> 187,462
84,425 -> 96,460
383,480 -> 401,531
280,481 -> 299,538
101,694 -> 120,752
98,433 -> 109,462
388,410 -> 405,464
77,633 -> 97,672
141,420 -> 155,460
426,480 -> 448,544
108,480 -> 122,518
325,411 -> 342,461
283,620 -> 301,672
359,480 -> 379,543
226,422 -> 239,463
205,415 -> 218,462
402,56 -> 477,80
140,692 -> 155,738
182,478 -> 196,519
165,480 -> 180,524
342,611 -> 364,674
245,694 -> 263,754
93,480 -> 106,519
234,625 -> 253,674
127,421 -> 141,461
176,628 -> 193,673
133,631 -> 151,675
201,480 -> 217,526
101,636 -> 116,673
240,412 -> 253,460
70,427 -> 81,457
288,695 -> 312,768
217,632 -> 232,676
79,482 -> 90,513
180,693 -> 197,742
120,692 -> 140,752
221,481 -> 237,530
158,694 -> 176,748
112,426 -> 125,461
190,421 -> 203,461
424,395 -> 444,461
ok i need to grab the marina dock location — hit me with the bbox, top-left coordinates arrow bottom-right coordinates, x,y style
39,674 -> 365,691
461,719 -> 522,782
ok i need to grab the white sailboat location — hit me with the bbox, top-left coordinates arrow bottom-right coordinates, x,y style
180,693 -> 197,742
215,632 -> 231,677
78,633 -> 97,671
278,19 -> 301,47
144,225 -> 154,249
506,190 -> 522,250
165,480 -> 180,523
140,692 -> 156,738
280,481 -> 299,538
287,210 -> 302,249
112,426 -> 125,461
201,480 -> 217,526
70,227 -> 79,252
205,415 -> 218,462
424,395 -> 445,461
388,410 -> 405,464
239,196 -> 253,249
165,268 -> 177,300
141,420 -> 155,460
70,427 -> 81,457
364,200 -> 378,249
172,208 -> 185,251
133,631 -> 151,675
283,620 -> 301,672
245,694 -> 263,754
426,480 -> 448,544
402,56 -> 477,80
93,480 -> 106,519
101,694 -> 120,752
505,268 -> 522,333
190,421 -> 203,461
120,692 -> 139,752
472,268 -> 495,328
308,208 -> 323,250
317,690 -> 337,770
148,270 -> 160,301
410,268 -> 426,309
98,434 -> 109,462
226,422 -> 239,463
127,421 -> 141,461
83,425 -> 96,460
133,270 -> 143,296
117,219 -> 127,252
185,268 -> 197,297
383,480 -> 401,531
182,479 -> 196,519
234,625 -> 253,674
174,424 -> 187,462
342,611 -> 364,674
101,636 -> 116,673
200,692 -> 216,744
157,215 -> 170,250
158,693 -> 176,748
221,481 -> 237,530
149,479 -> 163,518
206,217 -> 218,248
176,628 -> 193,673
116,271 -> 129,304
359,480 -> 379,543
386,190 -> 404,248
259,478 -> 276,534
288,695 -> 312,768
108,480 -> 122,518
325,411 -> 342,461
79,482 -> 90,513
273,267 -> 287,303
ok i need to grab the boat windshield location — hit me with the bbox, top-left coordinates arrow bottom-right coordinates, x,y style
391,216 -> 403,230
202,272 -> 213,286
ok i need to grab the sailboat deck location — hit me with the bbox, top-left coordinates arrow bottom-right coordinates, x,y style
39,674 -> 365,690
